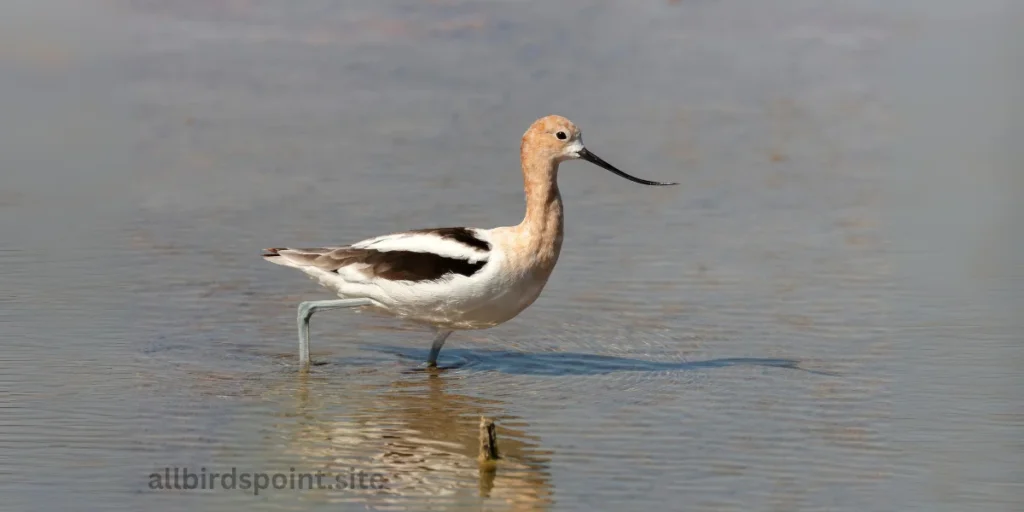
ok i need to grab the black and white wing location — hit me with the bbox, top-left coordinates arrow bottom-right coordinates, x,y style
262,227 -> 491,282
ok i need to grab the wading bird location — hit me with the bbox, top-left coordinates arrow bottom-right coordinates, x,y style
263,115 -> 676,368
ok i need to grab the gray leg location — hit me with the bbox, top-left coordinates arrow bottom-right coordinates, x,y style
427,330 -> 454,367
297,298 -> 373,368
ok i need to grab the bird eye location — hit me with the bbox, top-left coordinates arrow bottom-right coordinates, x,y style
555,131 -> 567,140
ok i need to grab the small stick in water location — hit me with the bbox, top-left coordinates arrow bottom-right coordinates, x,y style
478,416 -> 500,469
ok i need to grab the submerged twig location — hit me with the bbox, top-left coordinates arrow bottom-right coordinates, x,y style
478,416 -> 500,469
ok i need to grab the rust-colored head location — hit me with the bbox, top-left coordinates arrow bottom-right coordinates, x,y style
521,115 -> 677,186
521,115 -> 583,163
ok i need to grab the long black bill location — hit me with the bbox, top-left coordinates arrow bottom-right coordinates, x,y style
578,148 -> 678,186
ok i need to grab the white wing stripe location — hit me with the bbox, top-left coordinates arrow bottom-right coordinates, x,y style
352,232 -> 489,263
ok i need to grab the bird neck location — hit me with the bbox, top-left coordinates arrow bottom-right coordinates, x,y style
517,154 -> 564,267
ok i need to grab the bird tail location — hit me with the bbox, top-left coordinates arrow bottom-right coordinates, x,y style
262,247 -> 290,265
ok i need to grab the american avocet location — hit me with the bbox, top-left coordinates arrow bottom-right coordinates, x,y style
263,115 -> 676,368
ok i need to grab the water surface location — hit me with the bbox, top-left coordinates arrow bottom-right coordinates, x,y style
0,1 -> 1019,510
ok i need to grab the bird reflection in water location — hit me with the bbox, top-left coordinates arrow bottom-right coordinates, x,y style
284,371 -> 554,510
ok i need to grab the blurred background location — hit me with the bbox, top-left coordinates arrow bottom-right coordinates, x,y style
0,1 -> 1019,510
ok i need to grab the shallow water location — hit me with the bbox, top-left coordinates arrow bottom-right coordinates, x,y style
1,1 -> 1020,510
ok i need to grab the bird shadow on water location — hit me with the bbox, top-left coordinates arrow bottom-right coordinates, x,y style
351,344 -> 837,377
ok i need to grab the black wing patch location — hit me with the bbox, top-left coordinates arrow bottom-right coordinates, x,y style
338,249 -> 486,281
